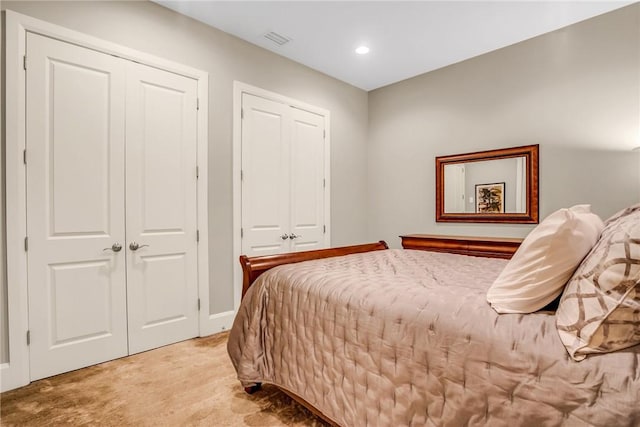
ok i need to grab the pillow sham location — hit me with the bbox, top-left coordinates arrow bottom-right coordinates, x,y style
487,204 -> 604,314
556,203 -> 640,361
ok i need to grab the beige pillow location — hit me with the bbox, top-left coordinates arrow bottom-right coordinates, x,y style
556,203 -> 640,361
487,205 -> 604,314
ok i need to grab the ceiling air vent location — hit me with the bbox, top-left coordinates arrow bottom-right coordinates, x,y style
263,31 -> 292,46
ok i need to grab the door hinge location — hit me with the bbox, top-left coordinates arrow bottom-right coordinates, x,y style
323,178 -> 325,188
323,225 -> 326,234
323,130 -> 326,139
24,236 -> 28,251
241,108 -> 244,119
26,330 -> 31,345
23,149 -> 27,165
196,229 -> 200,242
23,55 -> 27,71
240,170 -> 244,181
196,166 -> 199,179
197,298 -> 201,311
196,98 -> 200,111
241,228 -> 244,238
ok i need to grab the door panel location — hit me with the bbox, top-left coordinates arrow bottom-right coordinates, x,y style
290,108 -> 325,252
26,33 -> 128,380
125,62 -> 199,354
241,94 -> 290,256
139,82 -> 186,232
48,260 -> 115,345
138,253 -> 188,327
49,62 -> 113,236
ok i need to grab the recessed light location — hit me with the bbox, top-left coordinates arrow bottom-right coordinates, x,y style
355,46 -> 370,55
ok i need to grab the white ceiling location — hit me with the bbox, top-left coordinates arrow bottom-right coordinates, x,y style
154,1 -> 634,91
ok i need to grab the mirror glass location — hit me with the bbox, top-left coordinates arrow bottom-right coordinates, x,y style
443,157 -> 527,214
436,145 -> 539,224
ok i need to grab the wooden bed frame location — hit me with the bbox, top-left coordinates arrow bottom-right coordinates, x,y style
239,241 -> 389,299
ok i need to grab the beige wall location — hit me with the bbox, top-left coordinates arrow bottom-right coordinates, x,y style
368,3 -> 640,247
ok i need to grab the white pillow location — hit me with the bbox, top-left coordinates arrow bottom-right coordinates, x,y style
487,204 -> 604,314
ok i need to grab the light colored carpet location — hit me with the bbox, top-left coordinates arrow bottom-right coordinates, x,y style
0,332 -> 328,426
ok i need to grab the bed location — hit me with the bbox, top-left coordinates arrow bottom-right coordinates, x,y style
227,241 -> 640,426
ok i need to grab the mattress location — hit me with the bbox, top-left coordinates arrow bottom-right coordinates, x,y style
227,249 -> 640,426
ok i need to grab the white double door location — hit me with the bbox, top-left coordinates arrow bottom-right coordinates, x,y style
241,93 -> 328,257
26,33 -> 199,380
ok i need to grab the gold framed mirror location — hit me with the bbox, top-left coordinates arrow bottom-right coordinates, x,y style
436,144 -> 539,223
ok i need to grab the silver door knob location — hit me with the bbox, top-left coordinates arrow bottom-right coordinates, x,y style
280,234 -> 290,240
129,242 -> 150,251
103,243 -> 122,252
288,233 -> 301,239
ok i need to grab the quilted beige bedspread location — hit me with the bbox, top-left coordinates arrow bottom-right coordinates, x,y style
227,249 -> 640,427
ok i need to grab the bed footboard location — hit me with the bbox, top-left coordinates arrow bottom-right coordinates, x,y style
239,241 -> 389,299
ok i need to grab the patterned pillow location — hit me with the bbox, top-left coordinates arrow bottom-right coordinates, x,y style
556,203 -> 640,361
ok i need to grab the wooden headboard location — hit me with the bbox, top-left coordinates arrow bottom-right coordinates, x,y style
239,241 -> 389,299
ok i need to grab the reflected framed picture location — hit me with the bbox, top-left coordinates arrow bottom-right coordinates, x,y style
475,182 -> 505,213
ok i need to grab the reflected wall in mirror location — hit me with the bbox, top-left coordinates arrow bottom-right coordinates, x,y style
436,145 -> 539,223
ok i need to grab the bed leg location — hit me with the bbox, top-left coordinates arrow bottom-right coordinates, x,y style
244,383 -> 262,394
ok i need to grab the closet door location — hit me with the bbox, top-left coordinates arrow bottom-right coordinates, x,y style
26,33 -> 128,380
125,62 -> 199,354
241,93 -> 291,257
290,108 -> 326,252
